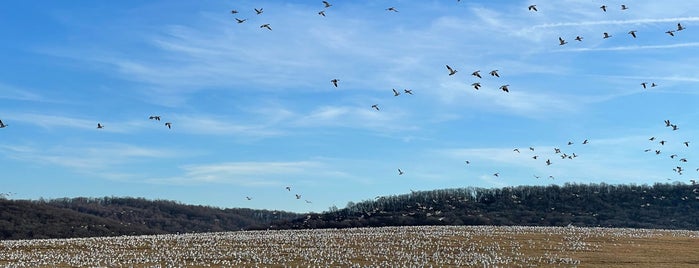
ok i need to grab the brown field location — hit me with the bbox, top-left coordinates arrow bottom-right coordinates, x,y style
0,225 -> 697,267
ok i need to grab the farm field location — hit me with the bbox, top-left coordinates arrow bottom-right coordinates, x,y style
0,225 -> 697,267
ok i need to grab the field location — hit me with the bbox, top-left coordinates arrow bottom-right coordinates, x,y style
0,225 -> 698,267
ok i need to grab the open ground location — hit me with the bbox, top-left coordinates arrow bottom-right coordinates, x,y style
0,225 -> 697,267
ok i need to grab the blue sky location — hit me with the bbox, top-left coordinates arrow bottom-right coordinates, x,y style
1,0 -> 699,212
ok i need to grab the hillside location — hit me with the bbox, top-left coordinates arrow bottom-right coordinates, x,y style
0,197 -> 298,240
269,182 -> 699,230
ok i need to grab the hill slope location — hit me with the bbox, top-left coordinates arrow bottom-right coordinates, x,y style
0,197 -> 298,240
269,183 -> 699,230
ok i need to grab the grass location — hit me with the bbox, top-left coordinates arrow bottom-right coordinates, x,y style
0,225 -> 697,267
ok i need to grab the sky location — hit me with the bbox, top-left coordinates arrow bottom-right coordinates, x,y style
1,0 -> 699,213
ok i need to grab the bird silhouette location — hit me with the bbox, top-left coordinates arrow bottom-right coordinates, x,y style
499,85 -> 510,92
0,119 -> 7,128
528,5 -> 537,11
489,70 -> 500,77
603,32 -> 612,39
493,172 -> 499,177
392,88 -> 400,96
255,8 -> 264,14
649,137 -> 656,141
546,159 -> 552,165
666,30 -> 675,36
318,10 -> 326,17
651,83 -> 657,87
331,79 -> 339,87
446,65 -> 458,75
628,30 -> 637,38
677,23 -> 685,31
386,7 -> 398,12
260,24 -> 272,30
97,123 -> 104,129
295,194 -> 301,199
684,141 -> 690,147
149,115 -> 161,121
471,83 -> 481,90
621,5 -> 628,10
600,5 -> 607,12
665,120 -> 672,127
471,70 -> 481,78
583,139 -> 589,144
235,18 -> 246,24
246,196 -> 252,200
322,1 -> 332,8
514,148 -> 520,153
371,104 -> 380,111
398,169 -> 404,175
231,10 -> 238,14
641,82 -> 648,89
403,89 -> 413,95
559,37 -> 568,45
165,122 -> 172,129
285,186 -> 291,191
574,36 -> 583,42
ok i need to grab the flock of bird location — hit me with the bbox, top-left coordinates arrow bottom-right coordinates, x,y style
645,120 -> 695,178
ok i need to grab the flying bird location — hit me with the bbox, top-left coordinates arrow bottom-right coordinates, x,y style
546,159 -> 552,166
235,18 -> 247,24
649,137 -> 656,141
568,141 -> 574,145
489,70 -> 500,77
471,82 -> 481,90
684,141 -> 690,147
559,37 -> 568,45
165,122 -> 172,129
499,85 -> 510,92
318,10 -> 326,17
386,7 -> 398,12
231,10 -> 238,14
666,30 -> 675,36
392,88 -> 401,96
574,36 -> 583,42
255,8 -> 264,14
260,24 -> 272,30
529,147 -> 535,151
583,139 -> 589,144
331,79 -> 339,87
446,65 -> 458,75
532,156 -> 539,160
600,5 -> 607,12
149,115 -> 161,121
621,5 -> 628,10
603,32 -> 612,39
528,5 -> 537,11
493,173 -> 500,177
97,123 -> 104,129
514,148 -> 520,153
322,1 -> 332,8
680,158 -> 688,163
641,82 -> 648,89
403,89 -> 413,95
471,70 -> 481,78
285,186 -> 291,191
665,120 -> 672,127
651,83 -> 657,87
0,119 -> 7,128
398,169 -> 404,175
628,30 -> 637,38
660,140 -> 666,145
371,104 -> 380,111
295,194 -> 301,199
677,23 -> 685,31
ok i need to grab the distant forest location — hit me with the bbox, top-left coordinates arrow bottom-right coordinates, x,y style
1,182 -> 698,240
269,182 -> 699,231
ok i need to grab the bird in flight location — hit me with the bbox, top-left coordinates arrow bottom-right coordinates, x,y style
97,123 -> 104,129
246,196 -> 252,200
665,120 -> 672,127
403,89 -> 413,95
255,8 -> 264,15
546,159 -> 552,165
165,122 -> 172,129
493,173 -> 500,177
149,115 -> 161,121
603,32 -> 612,39
295,194 -> 301,199
499,85 -> 510,92
600,5 -> 607,12
235,18 -> 246,24
641,82 -> 648,89
322,1 -> 332,8
684,141 -> 690,147
471,82 -> 481,90
392,88 -> 401,96
677,23 -> 685,31
285,186 -> 291,191
574,36 -> 583,42
583,139 -> 589,144
0,119 -> 7,128
386,7 -> 398,12
446,65 -> 458,75
568,141 -> 574,145
528,5 -> 537,11
465,160 -> 470,164
559,37 -> 567,45
260,24 -> 272,30
628,30 -> 637,38
398,169 -> 404,175
649,137 -> 656,141
489,70 -> 500,77
318,10 -> 326,17
331,79 -> 339,87
514,148 -> 520,153
371,104 -> 380,111
666,30 -> 675,36
472,70 -> 482,78
621,5 -> 629,10
231,10 -> 238,14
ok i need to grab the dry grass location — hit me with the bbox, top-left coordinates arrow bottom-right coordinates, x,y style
0,225 -> 697,267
